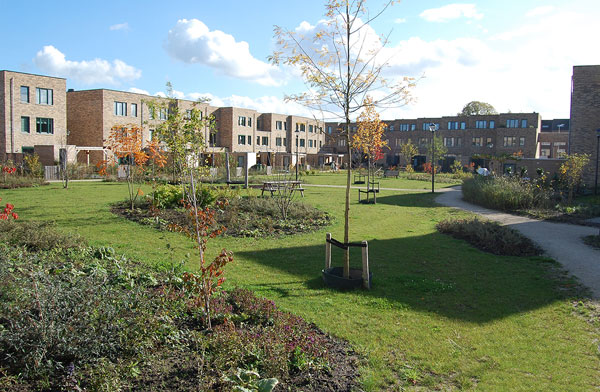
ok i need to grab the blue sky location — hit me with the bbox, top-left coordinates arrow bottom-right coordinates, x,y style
2,0 -> 599,119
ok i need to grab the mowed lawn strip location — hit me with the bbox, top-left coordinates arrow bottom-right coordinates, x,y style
5,182 -> 598,391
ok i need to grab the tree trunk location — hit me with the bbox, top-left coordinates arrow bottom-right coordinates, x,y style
344,127 -> 351,279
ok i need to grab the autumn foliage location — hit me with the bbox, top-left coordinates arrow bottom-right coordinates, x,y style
0,198 -> 18,220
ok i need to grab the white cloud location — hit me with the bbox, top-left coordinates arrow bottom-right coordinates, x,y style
164,19 -> 284,86
128,87 -> 149,95
109,22 -> 129,31
34,45 -> 141,85
526,6 -> 556,17
394,18 -> 407,24
420,4 -> 483,23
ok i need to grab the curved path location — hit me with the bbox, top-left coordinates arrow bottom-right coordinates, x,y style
436,186 -> 600,298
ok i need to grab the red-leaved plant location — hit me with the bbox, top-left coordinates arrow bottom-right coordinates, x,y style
0,198 -> 18,220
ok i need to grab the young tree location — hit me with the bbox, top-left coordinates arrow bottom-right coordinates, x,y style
271,0 -> 414,278
426,135 -> 447,174
399,139 -> 418,171
353,96 -> 387,187
559,153 -> 591,204
459,101 -> 497,116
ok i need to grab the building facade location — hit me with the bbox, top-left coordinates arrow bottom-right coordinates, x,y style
570,65 -> 600,186
0,70 -> 68,165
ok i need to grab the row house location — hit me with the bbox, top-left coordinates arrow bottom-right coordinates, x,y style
0,70 -> 69,165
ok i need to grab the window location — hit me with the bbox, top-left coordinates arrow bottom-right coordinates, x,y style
114,101 -> 127,116
411,124 -> 416,131
284,122 -> 287,131
475,120 -> 487,129
184,109 -> 192,120
262,136 -> 268,146
448,121 -> 459,130
20,86 -> 29,103
423,123 -> 439,131
521,119 -> 528,128
503,136 -> 517,147
159,108 -> 167,120
283,138 -> 287,146
237,156 -> 244,167
389,125 -> 395,131
399,124 -> 409,131
300,124 -> 305,132
36,88 -> 53,105
327,126 -> 332,134
555,142 -> 566,155
256,136 -> 260,145
506,119 -> 519,128
339,139 -> 346,147
276,121 -> 283,130
131,103 -> 138,117
209,132 -> 217,146
419,138 -> 428,146
149,129 -> 155,140
36,117 -> 54,134
309,140 -> 313,147
21,116 -> 30,133
238,135 -> 246,145
248,117 -> 252,127
456,137 -> 462,147
489,120 -> 495,129
444,137 -> 454,147
238,116 -> 246,126
519,137 -> 525,146
276,137 -> 282,146
300,139 -> 305,147
257,119 -> 261,130
22,147 -> 34,155
472,137 -> 482,147
309,125 -> 314,133
460,122 -> 466,130
247,135 -> 251,145
319,140 -> 322,148
540,142 -> 551,157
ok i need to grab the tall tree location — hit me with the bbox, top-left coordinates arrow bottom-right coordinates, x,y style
459,101 -> 497,116
271,0 -> 414,278
353,96 -> 388,188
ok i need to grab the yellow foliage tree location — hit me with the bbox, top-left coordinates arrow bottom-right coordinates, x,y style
353,96 -> 388,187
559,153 -> 590,204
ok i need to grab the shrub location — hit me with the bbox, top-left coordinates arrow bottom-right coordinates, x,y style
0,220 -> 85,251
151,184 -> 217,209
436,217 -> 542,256
462,175 -> 554,211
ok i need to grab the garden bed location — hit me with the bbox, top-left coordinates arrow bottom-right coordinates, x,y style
0,220 -> 359,391
112,196 -> 331,238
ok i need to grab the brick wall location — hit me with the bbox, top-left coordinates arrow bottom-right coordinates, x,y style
570,65 -> 600,186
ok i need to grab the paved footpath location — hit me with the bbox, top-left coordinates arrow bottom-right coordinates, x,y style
436,186 -> 600,298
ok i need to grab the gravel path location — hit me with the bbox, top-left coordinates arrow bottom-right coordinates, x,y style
436,186 -> 600,298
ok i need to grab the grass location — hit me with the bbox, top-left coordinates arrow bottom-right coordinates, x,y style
4,182 -> 599,391
295,171 -> 461,189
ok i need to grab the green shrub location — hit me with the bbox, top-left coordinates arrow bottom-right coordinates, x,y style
151,184 -> 217,209
462,175 -> 554,211
436,217 -> 542,256
0,220 -> 85,251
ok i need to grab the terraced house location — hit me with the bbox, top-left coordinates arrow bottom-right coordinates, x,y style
0,70 -> 70,165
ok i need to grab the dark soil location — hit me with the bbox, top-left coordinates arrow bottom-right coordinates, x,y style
112,197 -> 331,238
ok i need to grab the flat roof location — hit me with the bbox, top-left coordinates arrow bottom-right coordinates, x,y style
0,69 -> 66,80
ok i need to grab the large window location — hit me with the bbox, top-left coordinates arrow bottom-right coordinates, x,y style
114,101 -> 127,116
131,103 -> 138,117
21,116 -> 30,133
448,121 -> 459,130
475,120 -> 487,129
460,122 -> 466,130
238,116 -> 246,126
36,117 -> 54,134
36,88 -> 53,105
238,135 -> 246,145
276,137 -> 282,146
299,139 -> 305,147
444,137 -> 454,147
521,119 -> 528,128
423,123 -> 439,131
159,108 -> 168,120
399,124 -> 409,131
300,124 -> 306,132
262,136 -> 268,146
472,137 -> 482,147
276,121 -> 283,130
489,120 -> 495,129
503,136 -> 517,147
20,86 -> 29,103
309,125 -> 314,133
506,119 -> 519,128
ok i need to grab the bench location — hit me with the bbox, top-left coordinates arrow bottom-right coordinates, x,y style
384,169 -> 399,178
261,181 -> 305,197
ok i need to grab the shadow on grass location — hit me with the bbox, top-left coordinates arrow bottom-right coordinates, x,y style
237,233 -> 580,324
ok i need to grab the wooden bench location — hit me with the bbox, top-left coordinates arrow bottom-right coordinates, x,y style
261,181 -> 305,197
384,169 -> 399,178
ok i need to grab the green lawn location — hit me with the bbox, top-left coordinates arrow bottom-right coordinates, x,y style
4,182 -> 599,391
297,171 -> 461,189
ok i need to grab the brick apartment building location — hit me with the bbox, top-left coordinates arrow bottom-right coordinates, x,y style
0,70 -> 69,165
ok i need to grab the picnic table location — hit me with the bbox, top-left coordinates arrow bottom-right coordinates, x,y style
261,180 -> 305,197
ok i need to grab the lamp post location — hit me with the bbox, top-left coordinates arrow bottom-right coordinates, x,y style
429,123 -> 436,193
295,131 -> 300,181
595,129 -> 600,195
